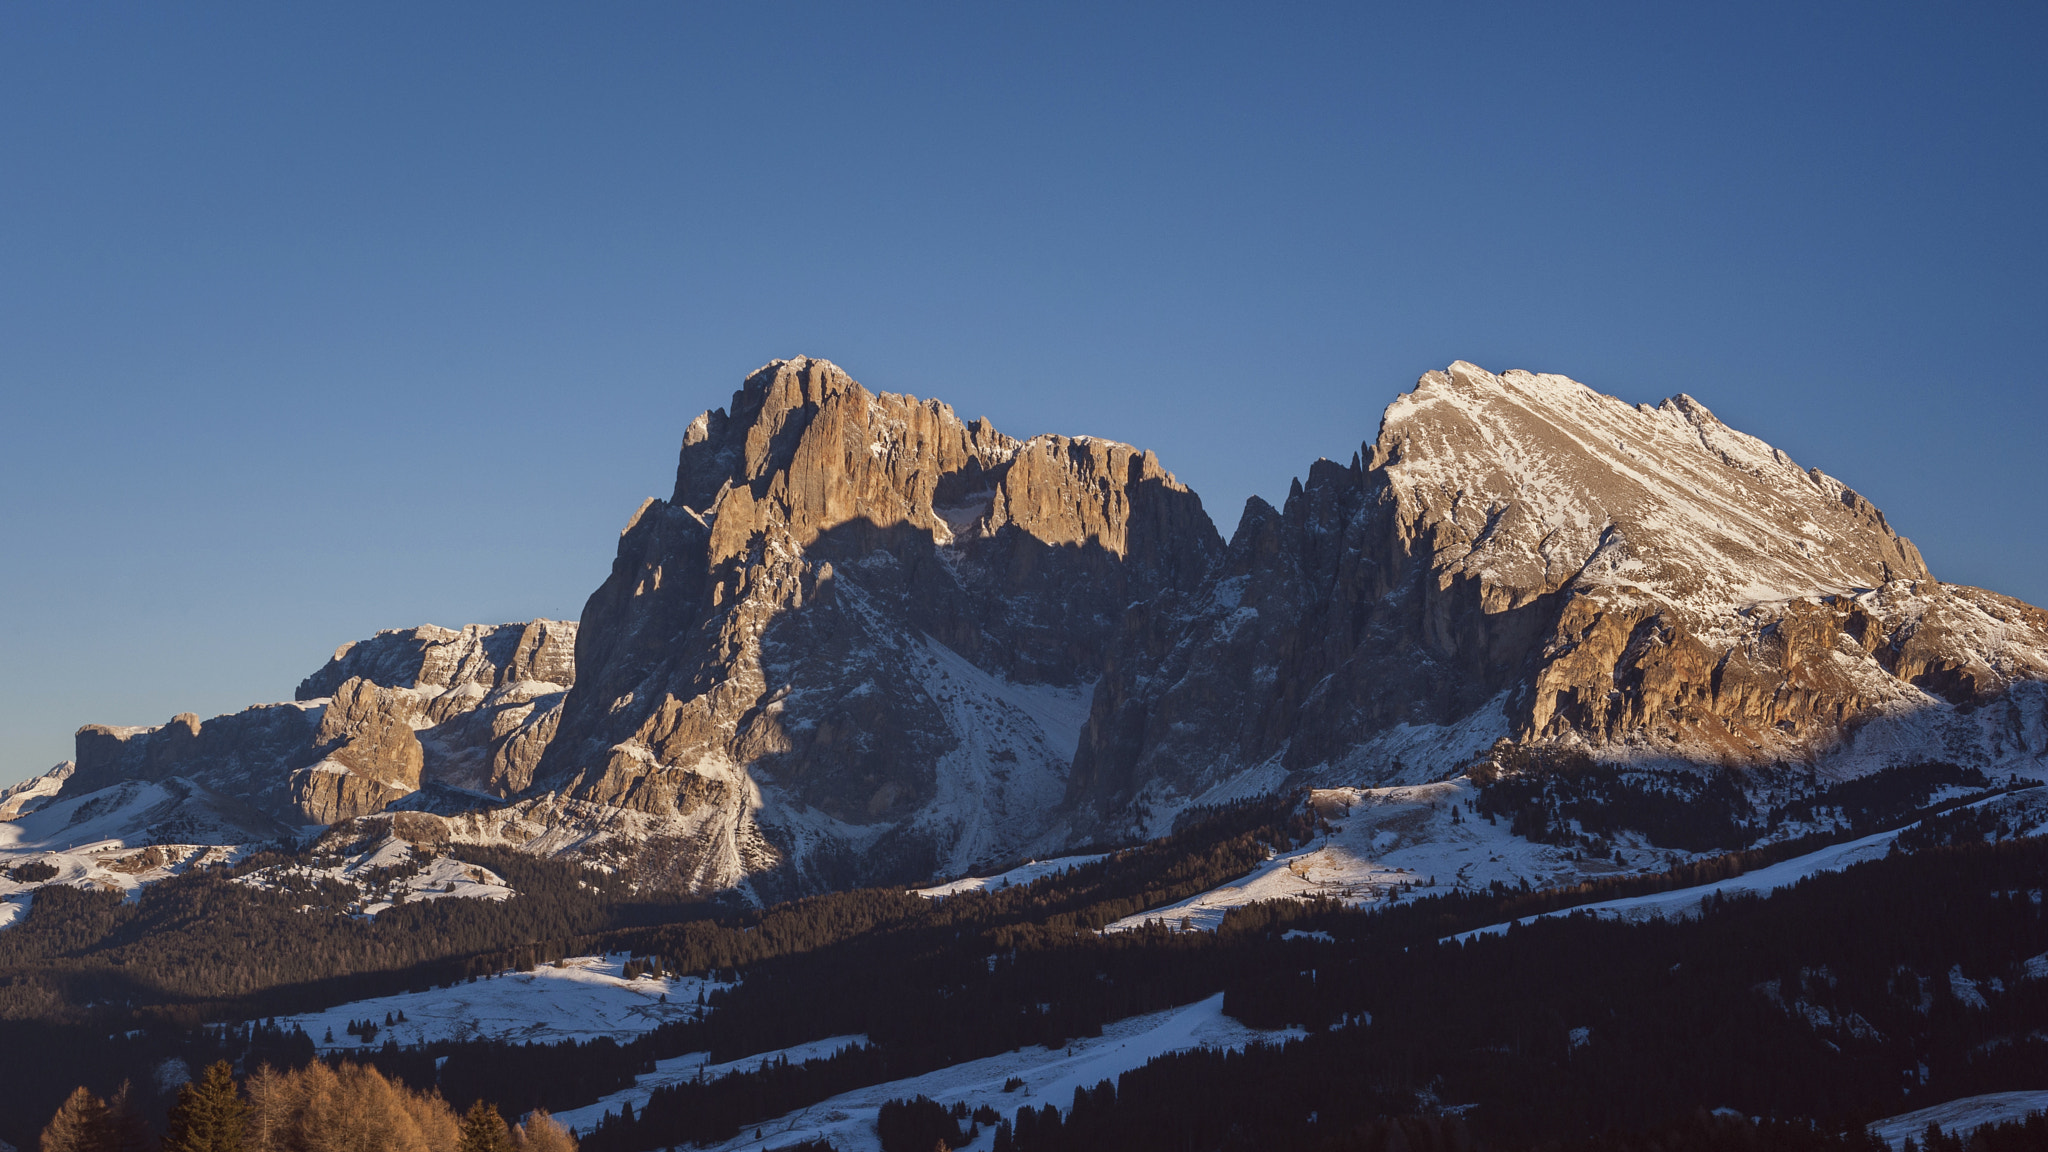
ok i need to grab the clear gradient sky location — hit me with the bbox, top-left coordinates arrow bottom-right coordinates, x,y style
3,4 -> 2045,786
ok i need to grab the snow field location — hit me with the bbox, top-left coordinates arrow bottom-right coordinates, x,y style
551,1034 -> 872,1133
1106,779 -> 1620,933
276,954 -> 726,1051
914,854 -> 1108,898
1868,1091 -> 2048,1149
234,834 -> 515,918
652,994 -> 1304,1152
0,838 -> 243,931
0,776 -> 280,931
1451,789 -> 2048,943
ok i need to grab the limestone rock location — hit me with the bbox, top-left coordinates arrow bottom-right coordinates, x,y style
297,620 -> 575,702
537,356 -> 1220,894
0,762 -> 72,821
42,356 -> 2048,895
1069,362 -> 2048,837
60,620 -> 578,829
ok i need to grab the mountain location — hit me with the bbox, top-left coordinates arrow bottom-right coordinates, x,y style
12,358 -> 2047,897
530,356 -> 1220,895
63,621 -> 575,828
1067,362 -> 2048,837
0,763 -> 70,821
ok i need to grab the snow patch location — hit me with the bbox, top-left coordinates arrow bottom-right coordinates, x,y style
1868,1092 -> 2048,1149
277,954 -> 724,1050
235,835 -> 514,918
916,854 -> 1109,898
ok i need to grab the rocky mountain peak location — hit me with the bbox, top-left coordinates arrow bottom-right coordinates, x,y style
1371,362 -> 1929,613
1070,362 -> 2045,837
536,358 -> 1220,894
33,356 -> 2043,901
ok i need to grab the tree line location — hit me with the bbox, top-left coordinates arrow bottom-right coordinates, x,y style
6,773 -> 2041,1152
36,1058 -> 575,1152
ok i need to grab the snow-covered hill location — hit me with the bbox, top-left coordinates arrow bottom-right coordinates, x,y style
578,993 -> 1303,1152
275,953 -> 723,1051
1869,1092 -> 2048,1149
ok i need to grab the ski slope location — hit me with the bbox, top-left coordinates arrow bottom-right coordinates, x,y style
1448,826 -> 1906,943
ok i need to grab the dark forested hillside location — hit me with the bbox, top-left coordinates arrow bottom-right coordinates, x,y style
8,783 -> 2048,1152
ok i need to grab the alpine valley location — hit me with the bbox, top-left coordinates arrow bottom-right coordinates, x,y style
8,358 -> 2048,1152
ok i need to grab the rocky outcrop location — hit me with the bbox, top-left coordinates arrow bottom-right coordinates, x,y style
287,678 -> 426,823
71,704 -> 324,819
1069,362 -> 2048,837
297,621 -> 577,799
536,357 -> 1220,893
0,763 -> 72,821
297,620 -> 575,703
64,621 -> 577,827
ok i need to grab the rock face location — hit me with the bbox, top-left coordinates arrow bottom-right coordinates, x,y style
296,621 -> 577,802
35,356 -> 2048,894
0,763 -> 72,821
65,621 -> 576,827
534,357 -> 1221,893
1068,362 -> 2048,837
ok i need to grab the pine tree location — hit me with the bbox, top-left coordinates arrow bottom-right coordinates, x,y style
458,1100 -> 512,1152
40,1086 -> 112,1152
164,1061 -> 249,1152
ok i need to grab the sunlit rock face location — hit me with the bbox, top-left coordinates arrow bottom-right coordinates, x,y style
533,357 -> 1222,894
41,358 -> 2048,896
1069,362 -> 2048,838
66,620 -> 577,827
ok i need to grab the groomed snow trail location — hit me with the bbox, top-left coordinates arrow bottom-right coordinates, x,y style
586,993 -> 1301,1152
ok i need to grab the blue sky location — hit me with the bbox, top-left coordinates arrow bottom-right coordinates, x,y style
3,3 -> 2044,785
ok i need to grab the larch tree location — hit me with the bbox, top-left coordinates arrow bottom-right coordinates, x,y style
511,1109 -> 577,1152
295,1062 -> 451,1152
240,1065 -> 298,1152
39,1086 -> 111,1152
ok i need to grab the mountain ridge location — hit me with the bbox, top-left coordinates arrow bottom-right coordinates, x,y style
1070,361 -> 2047,838
13,357 -> 2046,898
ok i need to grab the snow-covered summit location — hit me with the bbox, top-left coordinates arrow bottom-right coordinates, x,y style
1375,361 -> 1927,612
1068,362 -> 2048,837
